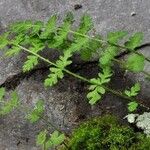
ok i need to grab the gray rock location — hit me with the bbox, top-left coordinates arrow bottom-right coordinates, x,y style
0,0 -> 150,149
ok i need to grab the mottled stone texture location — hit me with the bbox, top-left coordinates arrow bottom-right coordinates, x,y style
0,0 -> 150,149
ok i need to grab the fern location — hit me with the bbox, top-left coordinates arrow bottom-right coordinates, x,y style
40,15 -> 57,39
0,90 -> 20,115
99,46 -> 118,66
125,32 -> 143,50
107,31 -> 128,44
36,130 -> 47,145
49,13 -> 74,49
125,83 -> 141,97
0,33 -> 9,49
80,35 -> 102,61
23,55 -> 38,72
36,130 -> 65,150
27,100 -> 45,123
44,50 -> 72,87
125,54 -> 145,72
127,101 -> 138,112
124,83 -> 140,112
76,14 -> 93,34
87,67 -> 112,105
0,13 -> 149,115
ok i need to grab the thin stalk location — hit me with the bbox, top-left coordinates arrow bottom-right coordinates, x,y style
16,44 -> 149,110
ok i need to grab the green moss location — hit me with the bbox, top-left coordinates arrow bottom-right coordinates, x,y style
66,115 -> 150,150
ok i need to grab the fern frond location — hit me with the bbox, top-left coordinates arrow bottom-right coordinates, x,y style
125,54 -> 145,72
48,12 -> 74,49
29,37 -> 45,53
80,35 -> 102,61
125,32 -> 143,50
40,15 -> 57,39
99,46 -> 118,66
76,14 -> 93,34
27,100 -> 45,123
0,33 -> 9,49
107,31 -> 128,44
5,46 -> 21,57
23,55 -> 38,72
44,50 -> 72,87
124,83 -> 141,97
45,131 -> 65,149
36,130 -> 47,145
68,36 -> 90,52
124,83 -> 140,112
127,101 -> 138,112
0,91 -> 20,115
36,130 -> 65,150
9,20 -> 33,34
9,20 -> 43,36
87,67 -> 112,105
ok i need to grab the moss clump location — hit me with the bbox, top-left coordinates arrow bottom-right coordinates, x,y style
66,115 -> 150,150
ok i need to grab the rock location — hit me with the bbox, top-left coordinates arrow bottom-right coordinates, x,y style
0,0 -> 150,149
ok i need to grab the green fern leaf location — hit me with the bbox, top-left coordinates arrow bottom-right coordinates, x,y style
80,35 -> 102,61
40,15 -> 57,39
107,31 -> 128,44
45,131 -> 65,149
36,130 -> 47,145
76,14 -> 93,34
125,32 -> 143,50
44,68 -> 64,87
128,101 -> 138,112
99,67 -> 113,84
5,46 -> 21,57
87,67 -> 112,105
29,38 -> 45,53
0,91 -> 20,115
51,12 -> 74,48
0,33 -> 9,49
125,54 -> 145,72
0,87 -> 5,101
50,21 -> 71,48
31,21 -> 43,35
125,83 -> 140,97
68,36 -> 90,52
99,46 -> 118,66
27,100 -> 44,123
23,55 -> 38,72
9,20 -> 43,36
9,20 -> 33,34
44,50 -> 72,87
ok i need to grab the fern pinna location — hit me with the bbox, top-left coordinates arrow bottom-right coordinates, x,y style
0,12 -> 150,112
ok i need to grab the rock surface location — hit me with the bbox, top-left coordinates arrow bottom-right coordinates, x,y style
0,0 -> 150,149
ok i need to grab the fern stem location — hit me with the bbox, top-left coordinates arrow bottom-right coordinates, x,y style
67,29 -> 150,63
16,44 -> 149,110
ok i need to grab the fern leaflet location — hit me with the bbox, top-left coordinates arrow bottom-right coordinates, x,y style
27,100 -> 45,123
44,50 -> 72,87
107,31 -> 128,44
40,15 -> 57,39
23,55 -> 38,72
0,91 -> 20,115
87,67 -> 112,105
125,32 -> 143,50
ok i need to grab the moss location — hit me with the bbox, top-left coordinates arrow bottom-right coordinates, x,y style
65,115 -> 150,150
